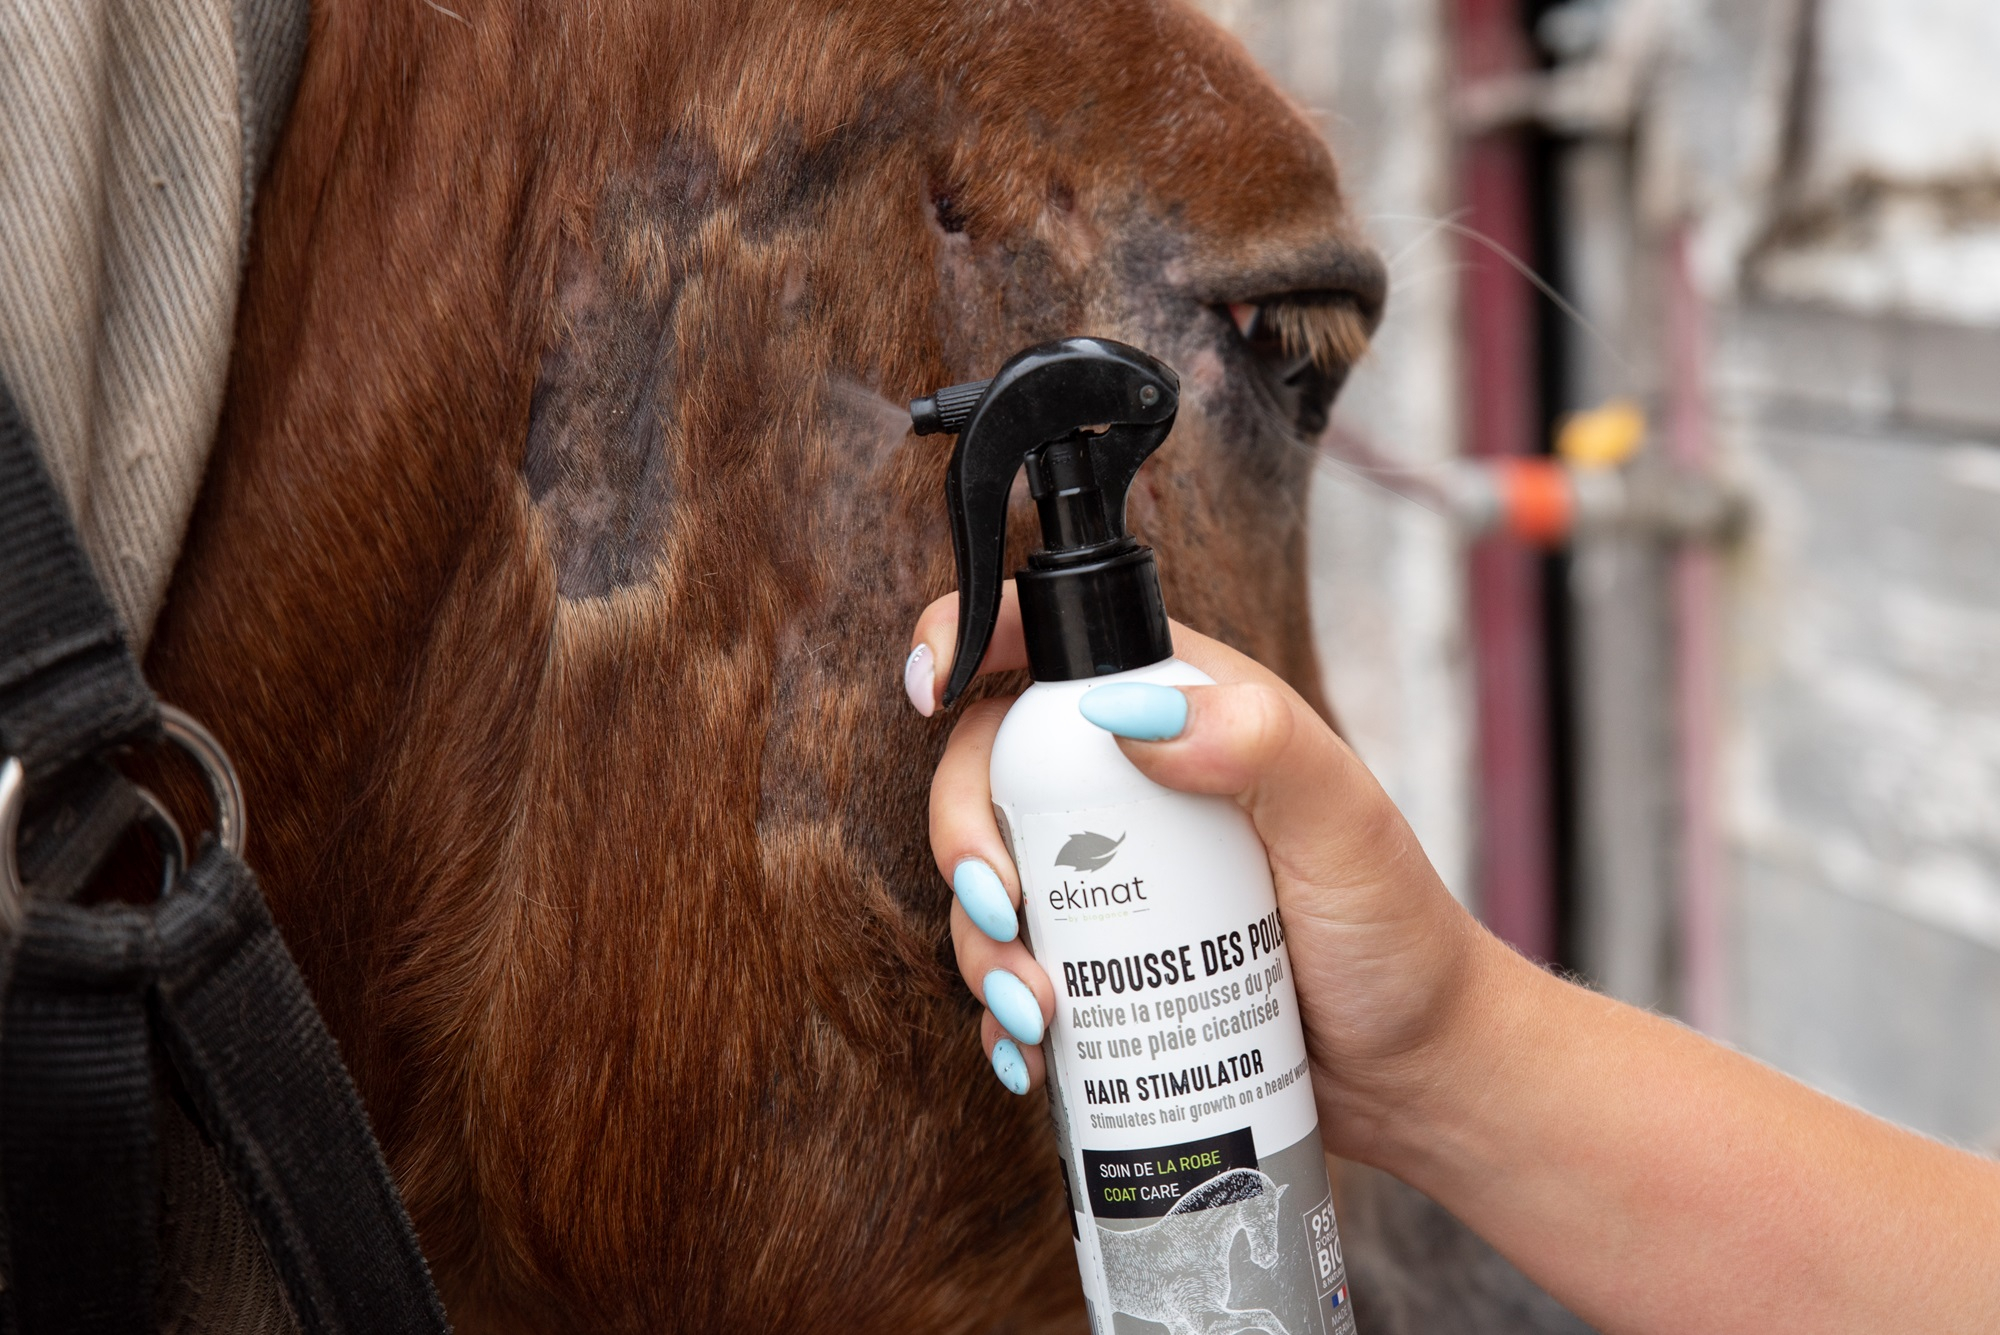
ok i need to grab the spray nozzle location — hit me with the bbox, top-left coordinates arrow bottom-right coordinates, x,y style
909,379 -> 991,436
910,337 -> 1181,708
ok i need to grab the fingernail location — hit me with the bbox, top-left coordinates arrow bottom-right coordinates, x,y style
1079,683 -> 1188,741
983,968 -> 1044,1046
991,1038 -> 1030,1096
955,858 -> 1019,942
904,643 -> 936,717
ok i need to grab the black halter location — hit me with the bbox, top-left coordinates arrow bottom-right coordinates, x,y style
0,381 -> 451,1335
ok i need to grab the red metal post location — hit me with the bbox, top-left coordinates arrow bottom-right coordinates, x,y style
1453,0 -> 1557,959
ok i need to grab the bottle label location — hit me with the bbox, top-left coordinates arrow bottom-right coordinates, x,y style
1004,793 -> 1357,1335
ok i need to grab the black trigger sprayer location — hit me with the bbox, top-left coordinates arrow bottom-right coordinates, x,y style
908,337 -> 1361,1330
909,337 -> 1180,708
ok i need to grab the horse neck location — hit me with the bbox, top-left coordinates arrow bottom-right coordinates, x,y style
142,5 -> 567,1104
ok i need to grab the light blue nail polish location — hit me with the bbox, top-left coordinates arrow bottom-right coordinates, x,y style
1078,683 -> 1188,741
983,969 -> 1044,1046
990,1038 -> 1030,1095
955,858 -> 1019,942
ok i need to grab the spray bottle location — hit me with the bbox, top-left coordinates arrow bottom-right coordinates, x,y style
912,338 -> 1357,1335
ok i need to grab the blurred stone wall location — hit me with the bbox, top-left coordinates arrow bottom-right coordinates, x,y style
1716,304 -> 2000,1145
1661,0 -> 2000,1146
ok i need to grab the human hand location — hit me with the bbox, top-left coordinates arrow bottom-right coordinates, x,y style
904,584 -> 1498,1158
908,588 -> 2000,1335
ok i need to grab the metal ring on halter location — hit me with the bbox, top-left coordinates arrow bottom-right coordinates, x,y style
0,706 -> 246,916
160,704 -> 247,860
1,755 -> 23,934
134,785 -> 190,900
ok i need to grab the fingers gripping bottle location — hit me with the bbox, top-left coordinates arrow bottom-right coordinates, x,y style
912,340 -> 1357,1335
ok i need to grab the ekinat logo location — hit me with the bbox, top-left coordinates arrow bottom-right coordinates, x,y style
1055,831 -> 1124,872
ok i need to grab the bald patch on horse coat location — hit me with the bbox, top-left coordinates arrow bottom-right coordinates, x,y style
523,246 -> 680,599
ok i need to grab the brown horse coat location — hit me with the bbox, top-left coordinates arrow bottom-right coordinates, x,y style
148,0 -> 1397,1329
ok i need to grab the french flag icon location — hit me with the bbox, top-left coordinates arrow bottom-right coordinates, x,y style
1329,1283 -> 1349,1309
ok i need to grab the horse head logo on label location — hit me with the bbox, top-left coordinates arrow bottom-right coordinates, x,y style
1056,831 -> 1125,872
1099,1169 -> 1296,1335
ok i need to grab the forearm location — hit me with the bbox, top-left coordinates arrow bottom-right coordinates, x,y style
1356,936 -> 2000,1335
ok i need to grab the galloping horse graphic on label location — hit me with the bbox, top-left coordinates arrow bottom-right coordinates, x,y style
1099,1168 -> 1293,1335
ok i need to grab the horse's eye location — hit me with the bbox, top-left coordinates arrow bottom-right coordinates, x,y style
1221,293 -> 1371,438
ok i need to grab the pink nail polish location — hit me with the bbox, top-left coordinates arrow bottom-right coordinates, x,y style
903,643 -> 936,717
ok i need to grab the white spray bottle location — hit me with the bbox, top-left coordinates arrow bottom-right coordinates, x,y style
912,338 -> 1357,1335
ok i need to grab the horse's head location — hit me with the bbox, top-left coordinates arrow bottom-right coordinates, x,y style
149,0 -> 1379,1328
1246,1177 -> 1291,1270
512,0 -> 1384,695
1176,1168 -> 1289,1269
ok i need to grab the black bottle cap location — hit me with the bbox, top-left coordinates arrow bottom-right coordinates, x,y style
1017,542 -> 1172,683
908,338 -> 1180,707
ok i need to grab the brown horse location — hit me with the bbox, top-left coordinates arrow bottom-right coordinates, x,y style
141,0 -> 1567,1330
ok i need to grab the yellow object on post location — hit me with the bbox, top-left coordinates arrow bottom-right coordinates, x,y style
1557,400 -> 1647,470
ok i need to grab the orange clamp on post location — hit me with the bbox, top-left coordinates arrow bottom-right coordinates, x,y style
1493,456 -> 1573,546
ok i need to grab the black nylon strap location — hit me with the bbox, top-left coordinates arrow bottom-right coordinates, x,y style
154,842 -> 451,1335
15,761 -> 147,903
0,378 -> 163,1335
0,385 -> 159,784
0,378 -> 452,1333
1,847 -> 451,1335
0,902 -> 158,1335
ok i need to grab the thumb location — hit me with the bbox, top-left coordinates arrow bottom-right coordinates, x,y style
1077,678 -> 1420,896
